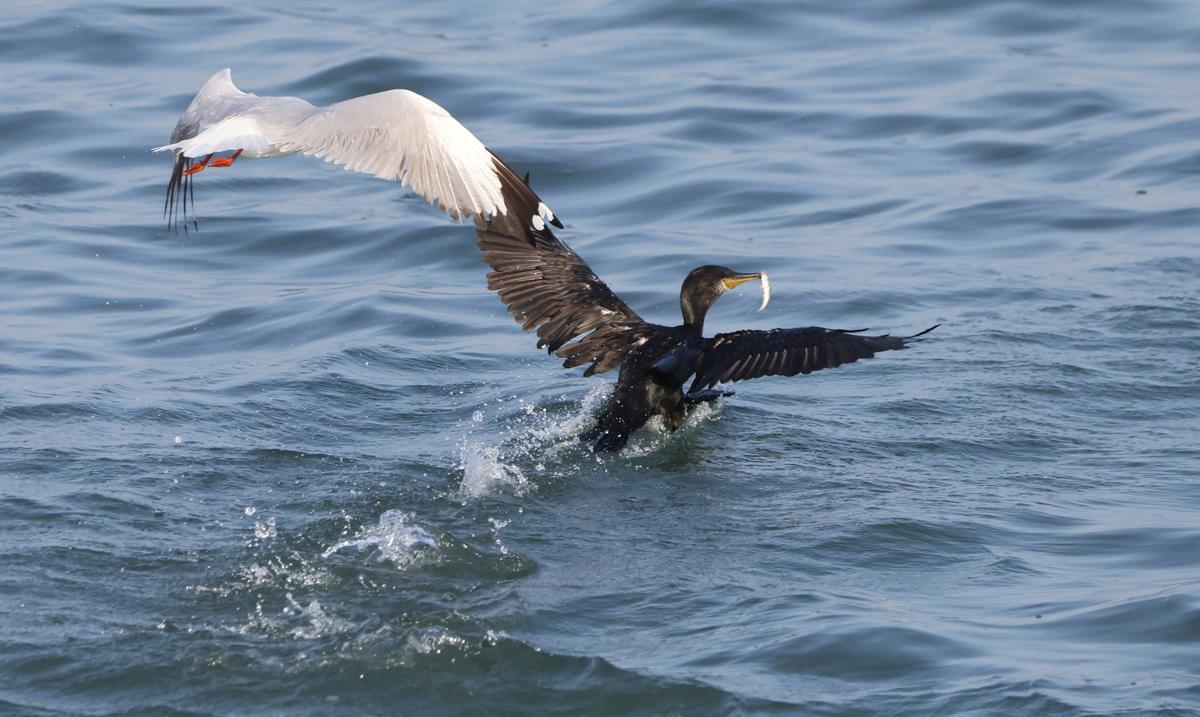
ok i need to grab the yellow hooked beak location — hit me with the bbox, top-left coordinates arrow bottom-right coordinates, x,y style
721,272 -> 771,311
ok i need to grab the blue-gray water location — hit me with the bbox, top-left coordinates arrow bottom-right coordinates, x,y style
2,1 -> 1199,714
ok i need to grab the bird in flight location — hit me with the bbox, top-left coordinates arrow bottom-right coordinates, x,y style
153,68 -> 559,238
476,209 -> 937,452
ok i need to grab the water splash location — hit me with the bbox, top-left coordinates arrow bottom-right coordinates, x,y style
455,384 -> 613,498
621,399 -> 724,457
283,592 -> 346,640
322,509 -> 438,568
455,383 -> 729,495
405,626 -> 473,655
254,516 -> 277,540
488,516 -> 511,556
458,443 -> 530,499
227,591 -> 349,641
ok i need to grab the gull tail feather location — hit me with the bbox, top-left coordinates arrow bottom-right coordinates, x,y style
163,152 -> 198,234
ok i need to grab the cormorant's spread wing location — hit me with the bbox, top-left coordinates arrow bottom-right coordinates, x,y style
689,325 -> 937,392
476,215 -> 656,376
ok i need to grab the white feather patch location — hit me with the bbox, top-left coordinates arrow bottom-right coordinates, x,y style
153,115 -> 271,157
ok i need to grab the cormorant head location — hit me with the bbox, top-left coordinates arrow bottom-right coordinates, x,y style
680,265 -> 769,329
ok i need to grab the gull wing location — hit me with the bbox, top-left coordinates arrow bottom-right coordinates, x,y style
165,68 -> 257,144
272,89 -> 557,230
154,70 -> 558,238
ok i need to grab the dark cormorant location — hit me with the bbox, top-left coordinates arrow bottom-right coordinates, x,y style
476,198 -> 936,452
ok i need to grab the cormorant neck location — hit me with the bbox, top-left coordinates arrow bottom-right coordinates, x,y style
680,293 -> 710,333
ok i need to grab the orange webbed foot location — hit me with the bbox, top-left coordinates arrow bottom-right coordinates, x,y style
209,148 -> 243,168
182,154 -> 212,176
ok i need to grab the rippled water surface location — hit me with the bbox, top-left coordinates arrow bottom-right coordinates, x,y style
2,1 -> 1199,714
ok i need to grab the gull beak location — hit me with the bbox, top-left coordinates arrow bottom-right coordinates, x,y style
721,272 -> 770,311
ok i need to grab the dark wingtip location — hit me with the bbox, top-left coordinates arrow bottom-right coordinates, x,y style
904,323 -> 941,341
486,149 -> 565,241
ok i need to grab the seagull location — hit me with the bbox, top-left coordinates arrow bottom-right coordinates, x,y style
476,208 -> 938,452
153,68 -> 560,237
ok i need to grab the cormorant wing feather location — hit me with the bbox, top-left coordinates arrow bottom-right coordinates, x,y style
689,325 -> 937,392
475,215 -> 657,376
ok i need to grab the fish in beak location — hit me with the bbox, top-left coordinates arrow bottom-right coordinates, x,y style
721,272 -> 771,311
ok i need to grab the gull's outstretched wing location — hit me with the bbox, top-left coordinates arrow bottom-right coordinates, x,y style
476,215 -> 659,376
154,69 -> 558,239
273,89 -> 559,234
688,325 -> 937,392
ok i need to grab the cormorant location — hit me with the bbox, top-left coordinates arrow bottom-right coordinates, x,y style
477,206 -> 937,452
154,68 -> 559,237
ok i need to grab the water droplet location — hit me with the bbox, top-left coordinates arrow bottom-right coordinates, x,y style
244,506 -> 257,516
174,436 -> 182,444
254,517 -> 277,539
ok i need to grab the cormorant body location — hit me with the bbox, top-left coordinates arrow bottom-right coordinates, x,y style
583,328 -> 692,452
477,196 -> 936,452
